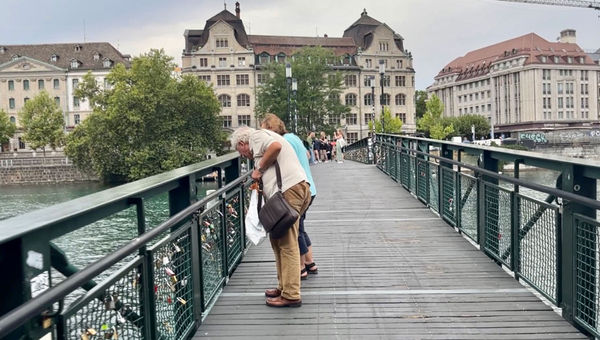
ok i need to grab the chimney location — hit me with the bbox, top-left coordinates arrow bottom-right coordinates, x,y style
236,2 -> 240,18
324,34 -> 328,38
559,29 -> 576,44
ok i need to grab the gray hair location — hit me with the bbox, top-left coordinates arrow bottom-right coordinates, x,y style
230,126 -> 255,146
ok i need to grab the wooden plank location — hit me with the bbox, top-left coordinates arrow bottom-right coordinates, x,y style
194,162 -> 586,339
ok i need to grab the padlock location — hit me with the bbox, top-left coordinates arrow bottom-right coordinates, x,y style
177,297 -> 187,305
180,278 -> 188,287
163,321 -> 173,333
116,310 -> 126,325
81,333 -> 90,340
104,327 -> 114,339
201,234 -> 206,242
165,268 -> 175,277
42,316 -> 52,329
165,278 -> 176,292
162,256 -> 170,265
104,294 -> 116,310
155,259 -> 161,270
173,244 -> 182,253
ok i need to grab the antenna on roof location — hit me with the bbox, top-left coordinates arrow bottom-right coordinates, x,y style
83,19 -> 86,43
224,2 -> 226,10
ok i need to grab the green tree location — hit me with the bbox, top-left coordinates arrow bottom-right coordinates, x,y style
256,46 -> 350,135
369,107 -> 403,133
0,109 -> 16,147
66,49 -> 224,182
452,114 -> 491,140
415,90 -> 428,120
417,94 -> 454,140
18,91 -> 65,155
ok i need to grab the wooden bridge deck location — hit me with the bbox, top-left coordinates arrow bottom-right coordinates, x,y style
194,161 -> 586,339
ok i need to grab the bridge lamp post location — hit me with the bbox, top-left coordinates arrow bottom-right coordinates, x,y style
370,76 -> 375,137
379,59 -> 386,133
291,77 -> 298,133
285,63 -> 292,128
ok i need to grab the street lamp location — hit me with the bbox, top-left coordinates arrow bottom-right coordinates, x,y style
291,78 -> 298,133
285,63 -> 292,128
379,59 -> 386,133
369,76 -> 376,137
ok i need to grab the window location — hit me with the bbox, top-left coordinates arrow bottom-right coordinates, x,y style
218,94 -> 231,107
53,79 -> 59,89
487,104 -> 491,111
554,56 -> 559,63
216,38 -> 228,48
72,79 -> 79,89
70,59 -> 79,68
581,84 -> 589,95
382,76 -> 390,87
23,80 -> 29,90
257,74 -> 267,85
9,116 -> 15,124
104,78 -> 111,89
198,75 -> 211,83
200,58 -> 208,67
51,54 -> 58,62
344,75 -> 357,87
558,97 -> 563,109
222,115 -> 232,128
103,59 -> 112,68
557,83 -> 563,95
238,114 -> 251,126
566,82 -> 574,95
236,74 -> 249,85
346,113 -> 357,125
73,97 -> 80,108
381,93 -> 390,105
74,114 -> 80,125
9,98 -> 15,109
581,70 -> 589,81
237,94 -> 250,107
217,75 -> 230,86
345,93 -> 357,106
364,76 -> 374,87
379,41 -> 389,51
238,57 -> 246,66
8,80 -> 14,91
276,54 -> 285,64
219,57 -> 227,67
365,59 -> 372,68
395,94 -> 406,106
395,76 -> 405,87
364,113 -> 374,124
347,132 -> 358,144
38,79 -> 44,90
396,60 -> 403,69
259,53 -> 270,64
93,53 -> 101,61
364,93 -> 374,106
328,115 -> 339,126
54,97 -> 60,106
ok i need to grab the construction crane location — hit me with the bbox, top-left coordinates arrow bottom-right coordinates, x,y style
496,0 -> 600,10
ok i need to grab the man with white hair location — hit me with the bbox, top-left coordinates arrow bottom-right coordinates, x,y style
231,126 -> 311,307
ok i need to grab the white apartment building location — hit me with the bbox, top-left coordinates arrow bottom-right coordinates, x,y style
182,4 -> 416,142
428,30 -> 600,136
0,43 -> 129,151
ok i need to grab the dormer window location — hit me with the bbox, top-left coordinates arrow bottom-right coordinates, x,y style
0,47 -> 5,54
70,59 -> 80,69
102,58 -> 113,68
51,54 -> 59,62
554,56 -> 559,63
579,56 -> 585,64
93,53 -> 101,61
11,54 -> 19,61
567,57 -> 573,64
216,38 -> 228,48
541,56 -> 547,63
74,44 -> 82,52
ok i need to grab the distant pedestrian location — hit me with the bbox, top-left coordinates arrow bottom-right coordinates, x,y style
334,128 -> 345,163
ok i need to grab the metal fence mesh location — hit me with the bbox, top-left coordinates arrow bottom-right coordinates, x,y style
518,195 -> 559,303
409,155 -> 417,194
417,159 -> 429,203
64,266 -> 144,339
483,183 -> 512,267
574,213 -> 600,335
226,192 -> 243,273
400,154 -> 410,188
153,225 -> 195,340
200,204 -> 224,307
428,163 -> 439,213
459,174 -> 478,240
441,167 -> 456,226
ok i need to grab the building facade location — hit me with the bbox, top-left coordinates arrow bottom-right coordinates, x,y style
428,30 -> 600,136
182,4 -> 416,142
0,43 -> 130,151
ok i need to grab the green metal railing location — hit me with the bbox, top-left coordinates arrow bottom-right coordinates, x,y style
0,153 -> 251,340
345,133 -> 600,337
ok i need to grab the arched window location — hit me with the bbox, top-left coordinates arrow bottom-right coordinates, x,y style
23,80 -> 29,90
218,94 -> 231,108
395,93 -> 406,106
259,53 -> 270,65
381,93 -> 390,106
237,94 -> 250,107
345,93 -> 357,106
9,116 -> 15,124
364,93 -> 374,106
9,98 -> 15,109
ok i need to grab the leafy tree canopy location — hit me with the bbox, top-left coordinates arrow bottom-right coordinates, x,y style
66,49 -> 225,182
417,94 -> 454,140
369,107 -> 403,134
18,91 -> 65,153
0,109 -> 16,146
451,114 -> 491,140
256,46 -> 350,136
415,90 -> 428,120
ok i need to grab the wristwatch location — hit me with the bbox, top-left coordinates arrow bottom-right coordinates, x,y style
257,167 -> 266,174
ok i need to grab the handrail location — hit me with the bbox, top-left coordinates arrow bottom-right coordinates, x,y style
0,173 -> 249,338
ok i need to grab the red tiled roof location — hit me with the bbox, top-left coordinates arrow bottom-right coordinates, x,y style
248,35 -> 357,56
436,33 -> 595,80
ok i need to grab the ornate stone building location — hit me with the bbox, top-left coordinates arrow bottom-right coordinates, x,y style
182,4 -> 416,142
0,43 -> 129,151
428,30 -> 600,136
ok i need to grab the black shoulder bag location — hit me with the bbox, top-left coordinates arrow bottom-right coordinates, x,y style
257,161 -> 299,239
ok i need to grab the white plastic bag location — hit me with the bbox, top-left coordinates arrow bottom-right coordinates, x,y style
245,189 -> 266,245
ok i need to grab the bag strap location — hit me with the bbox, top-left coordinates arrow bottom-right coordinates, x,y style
256,161 -> 282,213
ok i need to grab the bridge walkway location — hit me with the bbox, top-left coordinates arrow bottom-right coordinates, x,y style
194,161 -> 586,339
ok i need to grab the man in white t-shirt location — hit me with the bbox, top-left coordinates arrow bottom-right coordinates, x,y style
231,126 -> 311,307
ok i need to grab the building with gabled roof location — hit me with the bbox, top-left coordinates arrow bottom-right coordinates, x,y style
0,42 -> 129,152
428,29 -> 600,136
182,3 -> 416,140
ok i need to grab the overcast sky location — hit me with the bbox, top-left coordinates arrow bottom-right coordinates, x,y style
3,0 -> 599,90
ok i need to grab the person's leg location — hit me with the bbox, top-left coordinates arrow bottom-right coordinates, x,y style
269,235 -> 283,292
336,143 -> 342,162
298,211 -> 309,279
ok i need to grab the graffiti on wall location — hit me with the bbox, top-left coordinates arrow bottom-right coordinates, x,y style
519,132 -> 548,144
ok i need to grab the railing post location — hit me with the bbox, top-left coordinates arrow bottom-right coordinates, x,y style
559,164 -> 597,328
479,150 -> 498,250
511,160 -> 521,279
0,239 -> 27,340
439,144 -> 452,220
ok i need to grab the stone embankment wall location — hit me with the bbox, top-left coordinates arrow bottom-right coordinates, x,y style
0,163 -> 98,185
517,128 -> 600,159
